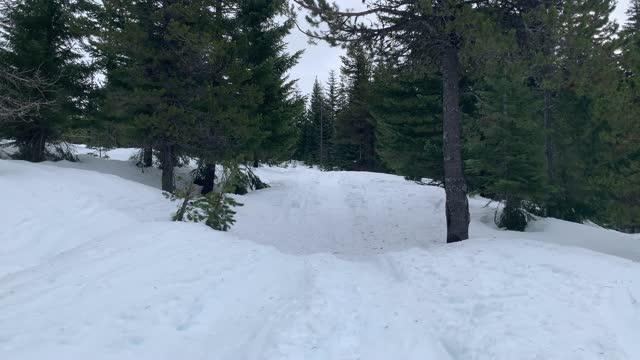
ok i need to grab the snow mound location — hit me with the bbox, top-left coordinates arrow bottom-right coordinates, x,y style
1,158 -> 640,359
0,160 -> 174,277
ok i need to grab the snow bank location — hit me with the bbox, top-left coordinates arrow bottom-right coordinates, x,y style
1,158 -> 640,359
0,160 -> 173,277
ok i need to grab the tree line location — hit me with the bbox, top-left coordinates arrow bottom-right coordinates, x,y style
293,0 -> 640,235
1,0 -> 638,238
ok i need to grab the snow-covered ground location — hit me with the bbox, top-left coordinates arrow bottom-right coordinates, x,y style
1,147 -> 639,359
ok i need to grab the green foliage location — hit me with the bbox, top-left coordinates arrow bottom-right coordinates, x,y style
167,184 -> 243,232
167,161 -> 262,232
95,0 -> 302,192
294,78 -> 332,167
465,68 -> 546,231
237,0 -> 305,163
333,44 -> 380,171
372,66 -> 443,181
466,75 -> 546,195
588,4 -> 640,231
498,202 -> 529,232
199,192 -> 243,232
227,163 -> 270,195
0,0 -> 95,162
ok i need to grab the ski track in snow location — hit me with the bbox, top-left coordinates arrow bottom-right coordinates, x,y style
1,152 -> 640,360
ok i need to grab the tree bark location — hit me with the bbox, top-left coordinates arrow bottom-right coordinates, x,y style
23,131 -> 46,162
143,146 -> 153,167
201,162 -> 216,195
160,143 -> 175,193
543,89 -> 554,181
441,37 -> 470,243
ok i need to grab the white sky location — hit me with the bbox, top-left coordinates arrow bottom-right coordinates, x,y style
287,0 -> 633,95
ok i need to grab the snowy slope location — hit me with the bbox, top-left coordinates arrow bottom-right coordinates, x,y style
0,160 -> 173,277
1,156 -> 640,359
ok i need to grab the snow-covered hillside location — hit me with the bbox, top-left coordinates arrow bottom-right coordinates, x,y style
1,151 -> 639,359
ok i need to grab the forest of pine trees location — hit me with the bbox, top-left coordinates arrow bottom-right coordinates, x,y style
293,0 -> 640,235
0,0 -> 304,191
1,0 -> 639,235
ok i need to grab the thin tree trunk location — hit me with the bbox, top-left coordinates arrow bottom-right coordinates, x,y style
160,143 -> 175,193
174,182 -> 194,222
143,146 -> 153,167
201,162 -> 216,195
441,38 -> 470,243
320,100 -> 324,168
543,89 -> 554,181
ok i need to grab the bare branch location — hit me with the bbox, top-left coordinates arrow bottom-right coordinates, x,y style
0,68 -> 57,123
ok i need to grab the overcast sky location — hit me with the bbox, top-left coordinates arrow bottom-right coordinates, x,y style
287,0 -> 633,95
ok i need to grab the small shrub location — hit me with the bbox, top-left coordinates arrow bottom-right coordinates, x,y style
498,201 -> 529,231
227,163 -> 269,195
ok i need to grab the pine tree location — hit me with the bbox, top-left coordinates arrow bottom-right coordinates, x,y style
514,0 -> 617,220
621,0 -> 640,80
295,79 -> 325,165
334,44 -> 379,171
0,0 -> 94,162
466,69 -> 547,231
589,0 -> 640,232
237,0 -> 305,165
99,0 -> 255,192
323,70 -> 339,167
372,64 -> 443,181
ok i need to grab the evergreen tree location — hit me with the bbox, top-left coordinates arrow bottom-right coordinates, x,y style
372,65 -> 443,181
590,0 -> 640,232
336,72 -> 349,112
0,0 -> 94,162
514,0 -> 617,220
295,79 -> 325,165
0,67 -> 54,125
323,69 -> 339,167
334,44 -> 379,171
466,69 -> 547,231
237,0 -> 305,165
99,0 -> 257,192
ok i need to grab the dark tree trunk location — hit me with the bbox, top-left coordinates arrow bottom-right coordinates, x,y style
143,146 -> 153,167
201,162 -> 216,195
543,89 -> 558,217
543,89 -> 554,181
160,143 -> 175,193
253,157 -> 259,168
23,132 -> 46,162
441,38 -> 470,243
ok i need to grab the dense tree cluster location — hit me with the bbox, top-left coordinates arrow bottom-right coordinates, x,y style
294,0 -> 640,235
1,0 -> 303,193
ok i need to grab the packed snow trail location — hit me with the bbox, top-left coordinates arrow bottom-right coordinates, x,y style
231,165 -> 640,261
1,156 -> 640,359
231,166 -> 447,257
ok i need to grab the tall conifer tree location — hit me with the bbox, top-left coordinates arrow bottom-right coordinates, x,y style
0,0 -> 94,162
334,44 -> 379,171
